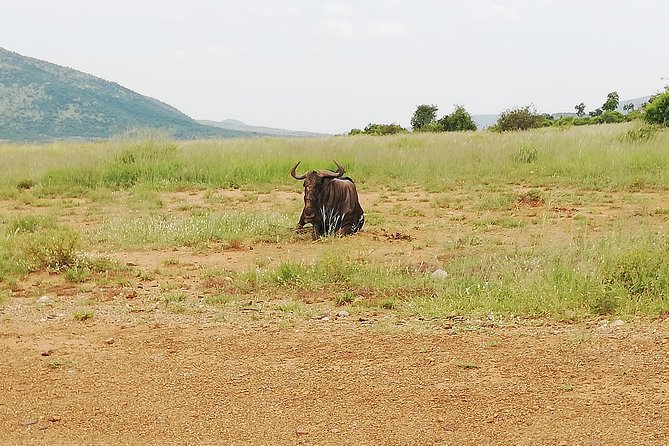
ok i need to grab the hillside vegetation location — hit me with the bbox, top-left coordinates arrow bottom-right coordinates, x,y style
0,48 -> 252,141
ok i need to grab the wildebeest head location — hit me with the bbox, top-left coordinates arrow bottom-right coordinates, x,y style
291,160 -> 345,224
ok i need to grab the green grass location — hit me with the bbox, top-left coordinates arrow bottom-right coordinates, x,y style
230,234 -> 669,319
1,123 -> 668,193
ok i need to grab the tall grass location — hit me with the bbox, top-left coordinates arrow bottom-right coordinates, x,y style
1,123 -> 668,193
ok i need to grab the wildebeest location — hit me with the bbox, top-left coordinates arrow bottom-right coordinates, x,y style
291,160 -> 364,240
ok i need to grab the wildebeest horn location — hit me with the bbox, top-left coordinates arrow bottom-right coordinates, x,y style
291,161 -> 307,180
318,160 -> 345,178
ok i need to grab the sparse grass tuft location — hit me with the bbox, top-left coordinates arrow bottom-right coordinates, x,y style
335,292 -> 355,306
64,266 -> 92,283
203,293 -> 235,306
450,358 -> 480,369
45,358 -> 74,369
73,310 -> 94,321
162,292 -> 186,304
275,300 -> 310,317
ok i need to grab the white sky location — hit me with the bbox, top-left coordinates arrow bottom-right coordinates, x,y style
2,0 -> 668,133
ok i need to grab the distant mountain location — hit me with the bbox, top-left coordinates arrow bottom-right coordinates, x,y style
617,96 -> 651,113
198,119 -> 330,138
471,114 -> 499,130
0,48 -> 255,141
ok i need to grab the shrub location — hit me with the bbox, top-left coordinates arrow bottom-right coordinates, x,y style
644,92 -> 669,126
598,110 -> 625,124
22,227 -> 81,271
362,123 -> 408,136
438,105 -> 477,132
492,106 -> 544,131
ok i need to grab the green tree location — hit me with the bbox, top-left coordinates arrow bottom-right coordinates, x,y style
438,105 -> 477,131
602,91 -> 619,112
644,92 -> 669,126
410,104 -> 439,131
575,102 -> 586,117
492,106 -> 544,132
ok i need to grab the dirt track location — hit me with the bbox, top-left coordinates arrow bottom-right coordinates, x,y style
2,187 -> 669,445
2,317 -> 669,445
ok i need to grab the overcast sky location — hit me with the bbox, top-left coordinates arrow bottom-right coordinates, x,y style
2,0 -> 668,133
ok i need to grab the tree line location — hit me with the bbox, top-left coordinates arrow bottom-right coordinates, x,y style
349,88 -> 669,136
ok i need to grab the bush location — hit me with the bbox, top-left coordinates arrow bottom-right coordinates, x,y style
362,123 -> 408,136
438,106 -> 477,132
644,92 -> 669,126
492,106 -> 544,131
418,122 -> 444,133
597,111 -> 625,124
22,227 -> 81,271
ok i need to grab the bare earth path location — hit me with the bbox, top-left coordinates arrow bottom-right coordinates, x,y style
2,318 -> 669,445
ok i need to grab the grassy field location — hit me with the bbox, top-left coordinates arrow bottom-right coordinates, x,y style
1,121 -> 668,193
1,121 -> 669,322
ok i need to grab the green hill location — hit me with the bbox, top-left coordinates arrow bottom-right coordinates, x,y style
0,48 -> 254,141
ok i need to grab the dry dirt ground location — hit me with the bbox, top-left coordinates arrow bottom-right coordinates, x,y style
2,186 -> 669,445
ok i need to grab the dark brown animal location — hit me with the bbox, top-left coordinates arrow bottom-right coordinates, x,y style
291,160 -> 365,240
